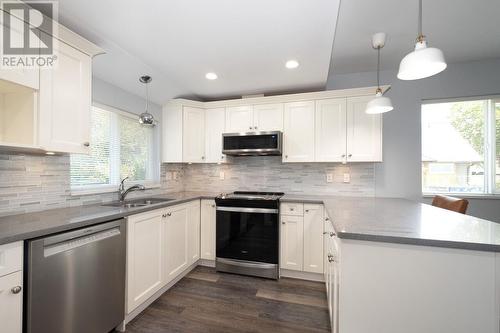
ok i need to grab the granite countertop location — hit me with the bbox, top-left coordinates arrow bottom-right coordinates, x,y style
0,192 -> 218,245
282,195 -> 500,252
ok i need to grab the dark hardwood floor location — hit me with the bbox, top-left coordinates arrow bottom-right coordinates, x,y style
124,266 -> 330,333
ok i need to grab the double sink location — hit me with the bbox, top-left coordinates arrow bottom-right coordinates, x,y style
103,198 -> 174,209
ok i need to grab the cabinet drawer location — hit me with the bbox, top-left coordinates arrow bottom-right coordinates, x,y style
281,203 -> 304,216
0,241 -> 23,278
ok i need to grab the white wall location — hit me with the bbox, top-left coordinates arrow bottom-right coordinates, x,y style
92,77 -> 161,118
327,58 -> 500,222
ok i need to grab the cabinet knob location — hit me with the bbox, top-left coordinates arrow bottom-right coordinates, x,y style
348,154 -> 352,158
328,255 -> 335,263
11,286 -> 22,294
249,126 -> 253,130
211,204 -> 215,208
221,156 -> 224,160
162,213 -> 167,218
167,212 -> 172,217
83,142 -> 90,147
285,155 -> 288,159
290,207 -> 294,211
325,217 -> 330,221
330,232 -> 336,237
201,156 -> 205,160
323,231 -> 329,235
305,209 -> 309,213
341,154 -> 346,158
282,222 -> 286,225
254,126 -> 258,130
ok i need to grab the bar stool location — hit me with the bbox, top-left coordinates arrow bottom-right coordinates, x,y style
431,195 -> 469,214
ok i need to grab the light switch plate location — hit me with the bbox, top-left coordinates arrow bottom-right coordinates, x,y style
343,173 -> 351,183
326,173 -> 333,183
219,171 -> 225,180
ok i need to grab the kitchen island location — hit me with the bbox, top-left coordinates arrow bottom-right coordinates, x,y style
282,195 -> 500,333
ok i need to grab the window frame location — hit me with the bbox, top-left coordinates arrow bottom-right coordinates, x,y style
421,95 -> 500,198
70,102 -> 160,196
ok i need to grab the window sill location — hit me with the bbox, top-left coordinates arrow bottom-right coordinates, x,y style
422,193 -> 500,200
70,182 -> 161,197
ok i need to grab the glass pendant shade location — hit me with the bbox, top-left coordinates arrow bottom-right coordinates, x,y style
366,91 -> 394,114
138,75 -> 156,126
397,40 -> 447,80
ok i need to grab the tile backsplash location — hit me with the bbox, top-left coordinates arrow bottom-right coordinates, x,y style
0,153 -> 374,217
0,153 -> 183,217
182,156 -> 375,195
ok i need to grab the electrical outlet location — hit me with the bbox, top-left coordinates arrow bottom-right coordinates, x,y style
343,173 -> 351,183
165,172 -> 172,180
219,171 -> 225,180
173,171 -> 178,180
326,173 -> 333,183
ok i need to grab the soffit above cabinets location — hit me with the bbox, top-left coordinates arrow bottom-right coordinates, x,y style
51,0 -> 341,104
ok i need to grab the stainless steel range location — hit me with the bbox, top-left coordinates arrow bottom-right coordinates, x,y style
215,191 -> 284,279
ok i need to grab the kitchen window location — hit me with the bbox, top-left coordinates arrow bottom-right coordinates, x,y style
422,97 -> 500,195
70,104 -> 160,194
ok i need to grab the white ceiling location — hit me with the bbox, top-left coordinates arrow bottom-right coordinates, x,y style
330,0 -> 500,75
55,0 -> 340,104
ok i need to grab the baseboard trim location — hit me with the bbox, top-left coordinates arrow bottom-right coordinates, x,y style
198,259 -> 215,267
280,269 -> 324,282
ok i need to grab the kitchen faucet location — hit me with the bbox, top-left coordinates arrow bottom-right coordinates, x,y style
118,177 -> 146,202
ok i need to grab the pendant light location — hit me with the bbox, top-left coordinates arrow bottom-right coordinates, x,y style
366,33 -> 394,114
138,75 -> 156,126
397,0 -> 446,80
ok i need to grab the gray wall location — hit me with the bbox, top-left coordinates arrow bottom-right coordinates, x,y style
327,58 -> 500,222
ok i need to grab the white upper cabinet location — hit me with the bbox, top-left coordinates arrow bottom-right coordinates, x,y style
283,101 -> 315,162
225,105 -> 254,132
346,96 -> 383,162
183,106 -> 206,163
0,14 -> 39,90
315,98 -> 347,162
253,103 -> 284,131
38,38 -> 92,154
205,108 -> 226,163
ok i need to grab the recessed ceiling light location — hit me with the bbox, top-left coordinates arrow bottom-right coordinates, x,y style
45,152 -> 55,155
285,60 -> 299,69
205,72 -> 218,80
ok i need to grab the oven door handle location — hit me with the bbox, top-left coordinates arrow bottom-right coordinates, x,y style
216,206 -> 278,214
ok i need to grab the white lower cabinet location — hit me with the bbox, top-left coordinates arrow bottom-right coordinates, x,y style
280,203 -> 324,274
187,200 -> 201,264
163,204 -> 189,283
126,210 -> 164,313
126,201 -> 201,314
280,214 -> 304,271
200,199 -> 216,260
0,241 -> 24,333
303,204 -> 324,273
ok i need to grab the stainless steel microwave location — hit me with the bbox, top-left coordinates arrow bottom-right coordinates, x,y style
222,131 -> 282,156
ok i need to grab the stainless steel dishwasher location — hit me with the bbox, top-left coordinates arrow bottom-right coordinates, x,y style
25,219 -> 126,333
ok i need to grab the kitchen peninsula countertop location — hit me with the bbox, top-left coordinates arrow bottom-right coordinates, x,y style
1,192 -> 500,252
282,194 -> 500,252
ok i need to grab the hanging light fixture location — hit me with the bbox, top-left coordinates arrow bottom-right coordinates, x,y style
138,75 -> 156,126
397,0 -> 446,80
366,33 -> 394,114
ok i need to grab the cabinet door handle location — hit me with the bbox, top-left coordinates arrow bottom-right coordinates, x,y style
83,142 -> 90,147
11,286 -> 22,294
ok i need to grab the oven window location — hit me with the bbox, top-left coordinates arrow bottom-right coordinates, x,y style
223,134 -> 279,150
216,210 -> 278,264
